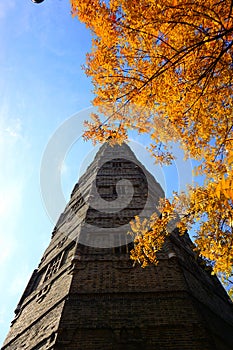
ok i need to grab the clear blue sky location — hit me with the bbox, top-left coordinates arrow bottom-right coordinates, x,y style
0,0 -> 195,344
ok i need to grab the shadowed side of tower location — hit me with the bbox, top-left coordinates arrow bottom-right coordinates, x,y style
2,143 -> 233,350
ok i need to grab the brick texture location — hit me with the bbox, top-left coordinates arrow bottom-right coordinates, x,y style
2,143 -> 233,350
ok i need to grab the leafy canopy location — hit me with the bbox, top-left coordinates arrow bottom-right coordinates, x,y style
71,0 -> 233,292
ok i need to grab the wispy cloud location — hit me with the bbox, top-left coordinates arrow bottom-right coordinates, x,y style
4,119 -> 22,139
0,103 -> 30,342
0,102 -> 29,262
0,109 -> 23,144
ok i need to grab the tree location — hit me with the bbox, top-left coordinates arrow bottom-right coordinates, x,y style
71,0 -> 233,293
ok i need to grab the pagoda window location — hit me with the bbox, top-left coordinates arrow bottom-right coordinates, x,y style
43,252 -> 64,282
112,162 -> 121,168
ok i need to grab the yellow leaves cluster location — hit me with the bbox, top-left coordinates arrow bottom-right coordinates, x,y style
216,176 -> 233,201
215,142 -> 233,201
187,184 -> 233,276
83,113 -> 127,145
71,0 -> 233,291
130,184 -> 233,293
130,199 -> 177,267
83,123 -> 127,146
71,0 -> 233,159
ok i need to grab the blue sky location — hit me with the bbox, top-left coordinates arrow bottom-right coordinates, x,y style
0,0 -> 195,344
0,0 -> 94,343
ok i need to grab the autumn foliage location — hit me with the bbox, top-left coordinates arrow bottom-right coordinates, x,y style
70,0 -> 233,292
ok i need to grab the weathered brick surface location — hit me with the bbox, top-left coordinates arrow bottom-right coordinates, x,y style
2,301 -> 64,350
2,143 -> 233,350
55,292 -> 215,350
2,238 -> 76,349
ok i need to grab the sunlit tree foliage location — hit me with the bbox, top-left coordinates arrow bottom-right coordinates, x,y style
71,0 -> 233,294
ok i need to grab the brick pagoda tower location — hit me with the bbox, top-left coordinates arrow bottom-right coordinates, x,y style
2,143 -> 233,350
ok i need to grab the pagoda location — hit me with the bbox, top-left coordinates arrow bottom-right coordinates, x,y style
2,143 -> 233,350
